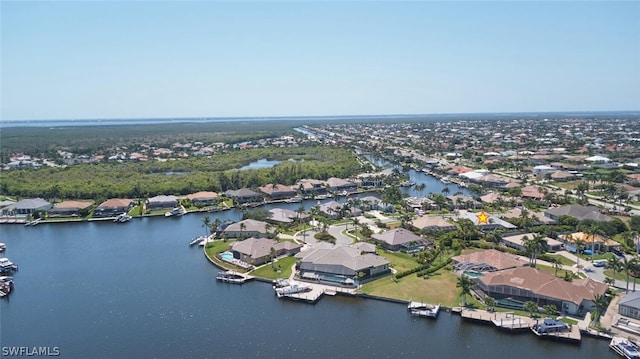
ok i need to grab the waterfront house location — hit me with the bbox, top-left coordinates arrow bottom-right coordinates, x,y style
186,191 -> 219,207
318,201 -> 345,219
146,195 -> 179,211
618,291 -> 640,320
1,198 -> 52,216
501,233 -> 564,252
224,188 -> 263,204
452,249 -> 526,273
475,266 -> 607,316
371,228 -> 430,252
258,184 -> 297,201
410,215 -> 456,232
95,198 -> 135,217
222,219 -> 272,239
296,245 -> 390,278
229,237 -> 301,265
357,196 -> 383,211
558,232 -> 621,254
295,179 -> 327,197
544,204 -> 612,222
48,200 -> 93,217
500,207 -> 557,226
267,208 -> 308,224
325,177 -> 358,193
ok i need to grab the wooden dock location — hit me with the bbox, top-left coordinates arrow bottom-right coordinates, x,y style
461,309 -> 531,331
532,323 -> 582,344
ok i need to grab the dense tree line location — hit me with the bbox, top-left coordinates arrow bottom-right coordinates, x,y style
0,147 -> 365,200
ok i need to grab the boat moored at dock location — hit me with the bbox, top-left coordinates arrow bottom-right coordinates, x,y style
274,281 -> 312,297
114,213 -> 132,223
165,207 -> 186,217
408,302 -> 440,318
531,318 -> 570,336
610,336 -> 640,359
216,270 -> 248,284
0,243 -> 5,252
0,258 -> 18,273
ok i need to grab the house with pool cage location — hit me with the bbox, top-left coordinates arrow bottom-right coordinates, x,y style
295,244 -> 390,285
473,266 -> 607,316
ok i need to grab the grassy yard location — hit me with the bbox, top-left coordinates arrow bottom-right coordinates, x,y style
204,240 -> 231,265
360,269 -> 461,306
250,256 -> 296,280
377,250 -> 420,273
535,263 -> 581,279
545,254 -> 575,266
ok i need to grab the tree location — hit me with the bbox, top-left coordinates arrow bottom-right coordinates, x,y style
582,223 -> 604,263
239,222 -> 246,239
608,256 -> 622,282
201,215 -> 211,236
571,235 -> 585,269
483,296 -> 495,311
548,256 -> 562,276
524,301 -> 538,317
592,293 -> 608,326
415,183 -> 426,197
352,217 -> 360,242
543,304 -> 557,317
457,275 -> 472,306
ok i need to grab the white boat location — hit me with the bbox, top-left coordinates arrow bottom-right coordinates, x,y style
408,302 -> 440,318
216,270 -> 246,284
114,213 -> 132,223
610,336 -> 640,359
0,258 -> 18,273
531,318 -> 570,336
285,197 -> 302,203
164,207 -> 186,217
274,281 -> 312,297
0,243 -> 5,252
24,218 -> 41,226
189,236 -> 207,246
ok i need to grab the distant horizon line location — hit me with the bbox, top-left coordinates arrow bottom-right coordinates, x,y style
2,110 -> 639,123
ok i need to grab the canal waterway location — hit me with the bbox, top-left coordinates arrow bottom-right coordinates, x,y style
0,213 -> 615,358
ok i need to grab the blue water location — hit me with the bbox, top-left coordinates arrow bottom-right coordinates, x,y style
239,159 -> 283,170
220,252 -> 233,261
0,212 -> 615,358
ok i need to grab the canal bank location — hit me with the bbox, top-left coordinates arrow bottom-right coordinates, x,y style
0,215 -> 615,358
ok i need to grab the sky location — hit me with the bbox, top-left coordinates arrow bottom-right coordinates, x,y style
1,1 -> 639,121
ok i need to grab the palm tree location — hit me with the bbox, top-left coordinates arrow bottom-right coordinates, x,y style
572,235 -> 585,269
549,256 -> 562,276
623,256 -> 632,293
239,222 -> 246,239
584,224 -> 603,263
608,256 -> 622,281
211,218 -> 222,237
352,217 -> 360,242
415,183 -> 426,197
201,215 -> 211,236
592,293 -> 608,326
457,275 -> 472,306
630,257 -> 640,292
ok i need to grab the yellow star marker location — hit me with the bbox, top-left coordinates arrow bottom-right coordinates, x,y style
476,209 -> 490,224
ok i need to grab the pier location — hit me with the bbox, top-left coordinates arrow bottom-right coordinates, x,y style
460,308 -> 531,331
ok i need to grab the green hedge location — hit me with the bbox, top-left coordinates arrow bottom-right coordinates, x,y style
417,258 -> 452,277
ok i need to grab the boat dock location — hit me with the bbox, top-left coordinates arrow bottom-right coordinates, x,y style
408,301 -> 440,318
532,323 -> 582,344
275,281 -> 355,304
216,271 -> 251,284
460,309 -> 531,331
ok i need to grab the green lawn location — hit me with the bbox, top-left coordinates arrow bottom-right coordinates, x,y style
377,250 -> 420,273
361,269 -> 461,306
250,256 -> 296,280
204,241 -> 231,266
545,254 -> 575,266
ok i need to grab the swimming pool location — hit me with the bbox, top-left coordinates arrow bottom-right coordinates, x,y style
463,271 -> 483,278
220,252 -> 234,262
